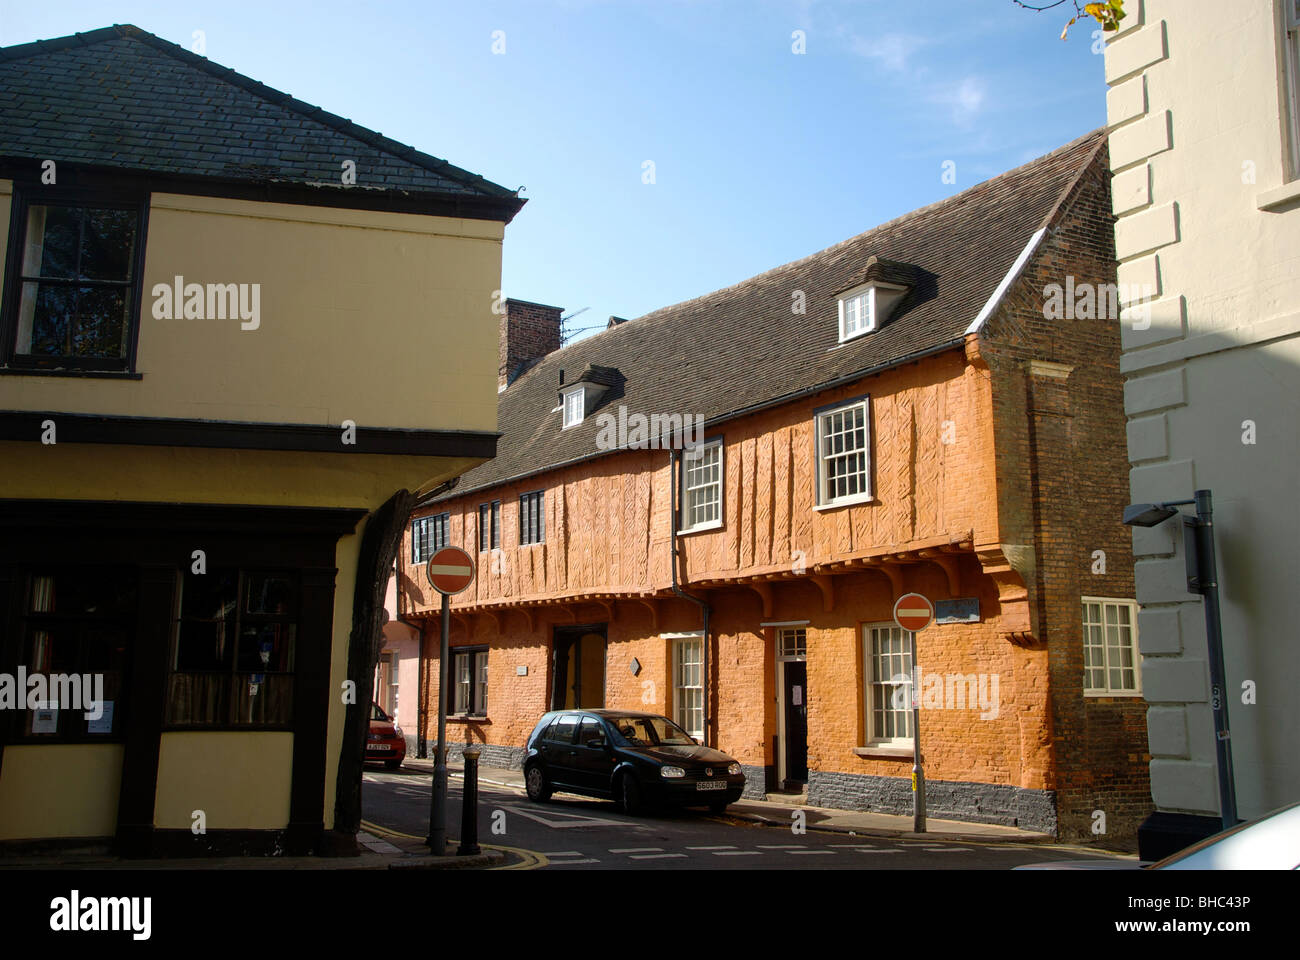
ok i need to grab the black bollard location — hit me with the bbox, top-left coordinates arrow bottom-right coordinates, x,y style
458,745 -> 481,856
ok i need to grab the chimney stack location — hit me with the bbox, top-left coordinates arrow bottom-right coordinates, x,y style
500,299 -> 562,390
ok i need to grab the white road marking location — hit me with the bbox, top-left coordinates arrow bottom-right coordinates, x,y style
540,851 -> 586,857
609,847 -> 662,853
757,844 -> 805,849
916,847 -> 973,852
787,850 -> 837,855
686,845 -> 736,850
549,858 -> 601,865
629,853 -> 688,860
714,850 -> 763,856
507,807 -> 628,829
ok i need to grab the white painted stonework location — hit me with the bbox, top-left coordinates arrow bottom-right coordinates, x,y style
1105,0 -> 1300,822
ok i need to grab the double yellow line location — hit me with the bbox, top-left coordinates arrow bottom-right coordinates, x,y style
360,819 -> 550,870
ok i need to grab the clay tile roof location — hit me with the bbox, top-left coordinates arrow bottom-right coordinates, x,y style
0,24 -> 524,218
435,128 -> 1108,502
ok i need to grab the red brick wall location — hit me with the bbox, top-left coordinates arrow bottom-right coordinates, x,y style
980,140 -> 1152,848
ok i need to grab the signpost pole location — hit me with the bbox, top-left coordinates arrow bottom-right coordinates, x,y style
911,633 -> 926,834
893,593 -> 933,835
427,591 -> 450,854
423,547 -> 475,855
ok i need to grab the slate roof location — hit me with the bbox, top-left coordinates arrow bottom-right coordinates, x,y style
434,128 -> 1106,503
0,24 -> 523,216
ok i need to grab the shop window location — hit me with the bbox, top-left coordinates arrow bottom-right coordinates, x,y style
166,569 -> 297,727
5,568 -> 136,741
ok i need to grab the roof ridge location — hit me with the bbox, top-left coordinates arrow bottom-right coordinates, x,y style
0,23 -> 520,201
554,127 -> 1107,355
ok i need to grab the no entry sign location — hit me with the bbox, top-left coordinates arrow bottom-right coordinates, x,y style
426,546 -> 475,596
893,593 -> 934,632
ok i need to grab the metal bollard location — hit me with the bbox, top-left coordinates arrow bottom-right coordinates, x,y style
458,745 -> 482,856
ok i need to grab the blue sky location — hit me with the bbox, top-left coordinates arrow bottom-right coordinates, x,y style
2,0 -> 1108,343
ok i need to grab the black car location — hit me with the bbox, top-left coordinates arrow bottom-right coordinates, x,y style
523,709 -> 745,815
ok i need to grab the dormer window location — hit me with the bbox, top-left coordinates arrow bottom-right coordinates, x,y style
839,288 -> 874,341
835,256 -> 915,344
562,386 -> 585,428
558,364 -> 623,430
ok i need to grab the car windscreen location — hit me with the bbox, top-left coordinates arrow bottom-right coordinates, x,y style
609,715 -> 695,747
371,703 -> 388,721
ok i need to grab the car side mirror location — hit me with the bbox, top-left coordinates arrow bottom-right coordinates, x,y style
588,737 -> 606,749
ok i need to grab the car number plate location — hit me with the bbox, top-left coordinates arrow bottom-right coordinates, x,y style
370,744 -> 392,751
696,780 -> 726,791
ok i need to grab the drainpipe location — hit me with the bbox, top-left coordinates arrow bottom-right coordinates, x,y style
669,448 -> 711,745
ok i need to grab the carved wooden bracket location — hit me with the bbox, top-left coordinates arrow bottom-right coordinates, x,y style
483,609 -> 502,634
878,563 -> 906,598
747,581 -> 774,619
918,550 -> 961,597
636,598 -> 660,631
518,606 -> 537,634
810,574 -> 834,613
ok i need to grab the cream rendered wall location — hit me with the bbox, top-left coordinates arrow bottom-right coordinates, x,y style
1106,0 -> 1300,821
154,733 -> 293,830
0,744 -> 123,839
0,187 -> 502,435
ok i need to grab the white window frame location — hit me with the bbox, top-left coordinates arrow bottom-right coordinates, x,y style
1285,0 -> 1300,181
1081,597 -> 1142,696
561,386 -> 585,428
680,438 -> 724,533
453,647 -> 489,716
814,397 -> 872,509
670,633 -> 704,741
837,284 -> 875,342
862,623 -> 914,748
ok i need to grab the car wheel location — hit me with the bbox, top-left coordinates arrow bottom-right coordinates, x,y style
525,764 -> 552,803
618,772 -> 646,816
384,758 -> 402,770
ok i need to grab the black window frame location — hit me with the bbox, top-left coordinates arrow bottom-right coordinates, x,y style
519,490 -> 545,546
478,500 -> 500,552
0,182 -> 151,374
412,512 -> 450,564
164,567 -> 300,731
1,566 -> 139,744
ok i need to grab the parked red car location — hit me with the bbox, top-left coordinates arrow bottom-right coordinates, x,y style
366,702 -> 406,769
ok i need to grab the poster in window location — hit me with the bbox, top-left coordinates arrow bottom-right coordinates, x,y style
87,700 -> 115,734
31,704 -> 58,734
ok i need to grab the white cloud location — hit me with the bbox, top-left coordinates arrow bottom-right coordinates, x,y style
930,75 -> 988,126
849,32 -> 926,72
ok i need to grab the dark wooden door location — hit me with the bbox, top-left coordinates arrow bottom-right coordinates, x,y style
783,661 -> 808,784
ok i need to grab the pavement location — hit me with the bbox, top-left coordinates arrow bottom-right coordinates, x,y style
403,755 -> 1055,844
